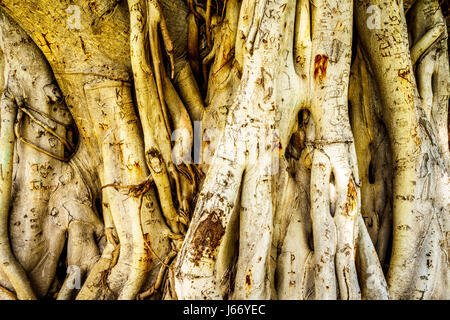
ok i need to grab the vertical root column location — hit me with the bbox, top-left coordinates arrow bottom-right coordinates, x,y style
0,91 -> 36,300
310,149 -> 337,299
83,80 -> 151,300
355,0 -> 437,298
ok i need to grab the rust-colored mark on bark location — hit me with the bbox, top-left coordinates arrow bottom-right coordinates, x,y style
245,269 -> 253,294
412,125 -> 421,147
345,176 -> 357,217
142,233 -> 154,271
314,54 -> 328,81
190,209 -> 225,267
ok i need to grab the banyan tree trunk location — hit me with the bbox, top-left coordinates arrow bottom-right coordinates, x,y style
0,0 -> 448,300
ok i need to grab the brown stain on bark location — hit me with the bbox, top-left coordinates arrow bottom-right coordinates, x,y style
314,54 -> 328,81
142,233 -> 154,271
245,269 -> 253,294
345,176 -> 357,216
190,209 -> 225,267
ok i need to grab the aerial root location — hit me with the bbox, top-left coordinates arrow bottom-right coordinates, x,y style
187,0 -> 204,21
146,0 -> 197,235
206,0 -> 212,47
187,3 -> 201,80
18,105 -> 75,152
174,63 -> 205,121
129,0 -> 188,239
410,23 -> 446,66
202,40 -> 217,85
0,92 -> 37,300
148,0 -> 175,136
14,109 -> 70,162
176,162 -> 198,190
137,249 -> 177,300
99,244 -> 120,298
105,228 -> 119,249
101,175 -> 154,198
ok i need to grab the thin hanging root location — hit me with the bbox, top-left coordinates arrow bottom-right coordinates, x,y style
110,244 -> 121,268
76,243 -> 117,300
188,0 -> 203,22
149,0 -> 175,79
162,71 -> 194,157
0,93 -> 36,300
168,165 -> 189,226
221,0 -> 228,20
137,194 -> 166,267
99,243 -> 121,297
177,163 -> 196,187
148,0 -> 175,136
175,63 -> 205,121
206,0 -> 212,47
137,195 -> 180,300
101,175 -> 154,198
18,105 -> 74,152
161,71 -> 195,224
188,12 -> 201,79
202,40 -> 217,86
162,261 -> 178,300
14,110 -> 69,162
168,268 -> 178,299
99,270 -> 115,298
128,0 -> 181,237
105,228 -> 119,248
168,164 -> 191,229
137,250 -> 177,300
146,149 -> 182,234
147,0 -> 197,229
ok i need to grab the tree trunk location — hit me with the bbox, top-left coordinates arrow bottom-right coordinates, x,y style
0,0 -> 448,300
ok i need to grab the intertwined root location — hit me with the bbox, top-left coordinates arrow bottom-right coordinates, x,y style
128,0 -> 197,239
176,0 -> 438,301
0,9 -> 108,300
0,87 -> 36,300
349,48 -> 394,269
0,9 -> 80,300
0,0 -> 448,301
355,0 -> 449,299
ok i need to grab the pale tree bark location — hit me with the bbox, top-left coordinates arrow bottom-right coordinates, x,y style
0,0 -> 448,300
